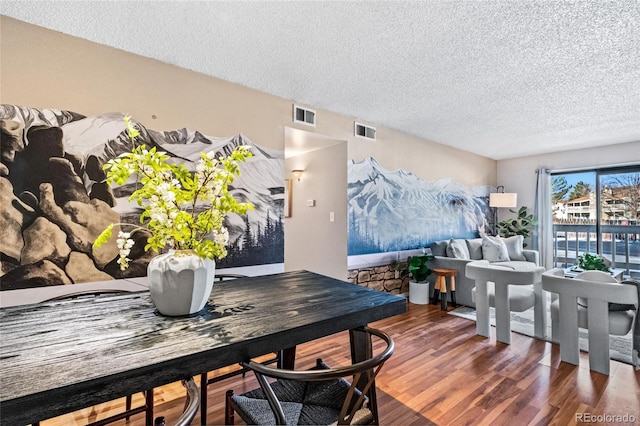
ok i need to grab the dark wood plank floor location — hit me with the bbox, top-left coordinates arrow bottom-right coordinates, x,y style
42,302 -> 640,425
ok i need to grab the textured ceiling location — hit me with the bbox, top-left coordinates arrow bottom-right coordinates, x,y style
2,1 -> 639,160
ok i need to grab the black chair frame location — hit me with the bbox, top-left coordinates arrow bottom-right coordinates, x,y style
225,326 -> 395,425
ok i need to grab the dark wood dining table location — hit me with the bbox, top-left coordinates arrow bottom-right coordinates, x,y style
0,270 -> 406,426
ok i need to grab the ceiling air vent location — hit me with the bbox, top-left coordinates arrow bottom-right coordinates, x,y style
293,105 -> 316,127
355,122 -> 376,140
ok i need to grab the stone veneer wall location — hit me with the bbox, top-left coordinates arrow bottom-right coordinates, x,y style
347,263 -> 411,294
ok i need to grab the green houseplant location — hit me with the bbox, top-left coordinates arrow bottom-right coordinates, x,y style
93,115 -> 254,315
407,250 -> 434,305
496,206 -> 538,247
408,252 -> 434,282
577,253 -> 611,273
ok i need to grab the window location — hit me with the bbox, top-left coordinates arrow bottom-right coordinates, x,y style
551,166 -> 639,275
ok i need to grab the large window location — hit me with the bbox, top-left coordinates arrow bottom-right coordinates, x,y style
551,166 -> 640,276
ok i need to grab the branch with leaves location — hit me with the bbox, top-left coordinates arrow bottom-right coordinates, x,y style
93,115 -> 254,269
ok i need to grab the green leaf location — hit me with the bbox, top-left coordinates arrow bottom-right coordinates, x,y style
93,224 -> 114,248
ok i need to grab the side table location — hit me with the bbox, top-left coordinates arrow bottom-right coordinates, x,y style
432,268 -> 457,314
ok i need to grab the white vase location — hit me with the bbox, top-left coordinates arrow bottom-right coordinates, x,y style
409,281 -> 430,304
147,250 -> 216,316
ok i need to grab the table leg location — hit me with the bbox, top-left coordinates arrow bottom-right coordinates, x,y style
280,347 -> 297,369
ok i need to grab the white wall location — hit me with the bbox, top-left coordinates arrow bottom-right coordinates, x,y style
497,141 -> 640,220
284,140 -> 348,279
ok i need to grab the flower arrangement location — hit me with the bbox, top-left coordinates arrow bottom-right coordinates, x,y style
93,115 -> 253,269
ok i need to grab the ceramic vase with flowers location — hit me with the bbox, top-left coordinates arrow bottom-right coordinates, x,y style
94,116 -> 253,316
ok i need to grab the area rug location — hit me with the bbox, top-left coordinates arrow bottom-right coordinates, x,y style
448,304 -> 633,365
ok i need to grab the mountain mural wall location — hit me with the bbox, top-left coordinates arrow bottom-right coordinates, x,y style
348,157 -> 492,255
0,105 -> 284,290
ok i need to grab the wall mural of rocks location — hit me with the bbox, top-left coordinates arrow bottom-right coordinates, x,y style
0,105 -> 285,291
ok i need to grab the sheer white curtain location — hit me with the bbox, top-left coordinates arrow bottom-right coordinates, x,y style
532,168 -> 553,269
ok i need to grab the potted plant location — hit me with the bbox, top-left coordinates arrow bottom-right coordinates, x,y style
407,250 -> 434,305
576,252 -> 611,273
496,206 -> 538,247
93,115 -> 253,316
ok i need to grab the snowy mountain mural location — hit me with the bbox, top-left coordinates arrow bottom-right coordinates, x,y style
348,157 -> 491,255
0,105 -> 284,290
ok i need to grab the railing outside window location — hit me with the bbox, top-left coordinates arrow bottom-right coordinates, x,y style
552,166 -> 639,278
553,221 -> 640,276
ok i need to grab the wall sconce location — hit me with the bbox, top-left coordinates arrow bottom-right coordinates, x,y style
489,186 -> 518,235
291,169 -> 304,181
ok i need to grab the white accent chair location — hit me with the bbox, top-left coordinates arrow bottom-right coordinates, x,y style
542,268 -> 638,375
466,260 -> 546,344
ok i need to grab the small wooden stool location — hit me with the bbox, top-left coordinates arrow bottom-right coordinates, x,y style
432,268 -> 457,313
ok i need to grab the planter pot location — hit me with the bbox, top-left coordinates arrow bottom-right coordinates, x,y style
409,280 -> 430,305
147,250 -> 215,316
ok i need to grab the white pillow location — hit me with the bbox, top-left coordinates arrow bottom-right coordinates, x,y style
502,235 -> 526,261
446,239 -> 470,259
481,234 -> 510,262
466,238 -> 483,260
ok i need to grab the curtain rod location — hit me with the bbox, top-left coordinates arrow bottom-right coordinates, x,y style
539,161 -> 640,174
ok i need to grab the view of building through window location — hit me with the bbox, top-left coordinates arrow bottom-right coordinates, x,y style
551,167 -> 639,276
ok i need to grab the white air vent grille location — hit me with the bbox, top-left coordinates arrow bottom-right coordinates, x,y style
355,122 -> 376,140
293,105 -> 316,127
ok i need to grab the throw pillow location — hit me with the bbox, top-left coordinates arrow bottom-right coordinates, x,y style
502,235 -> 526,261
446,239 -> 470,259
430,240 -> 449,257
481,233 -> 510,262
466,238 -> 483,260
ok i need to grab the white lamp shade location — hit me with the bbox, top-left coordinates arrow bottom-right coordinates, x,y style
489,192 -> 517,208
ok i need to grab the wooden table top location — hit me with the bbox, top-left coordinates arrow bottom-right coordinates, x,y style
0,270 -> 406,425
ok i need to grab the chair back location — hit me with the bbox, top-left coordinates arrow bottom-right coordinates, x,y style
240,326 -> 394,425
542,268 -> 637,304
574,270 -> 617,283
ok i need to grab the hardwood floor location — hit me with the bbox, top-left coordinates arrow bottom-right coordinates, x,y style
41,302 -> 640,426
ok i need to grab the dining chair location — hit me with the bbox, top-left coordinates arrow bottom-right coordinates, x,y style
467,260 -> 547,343
542,268 -> 638,375
199,273 -> 282,424
224,326 -> 395,425
153,377 -> 200,426
40,289 -> 156,426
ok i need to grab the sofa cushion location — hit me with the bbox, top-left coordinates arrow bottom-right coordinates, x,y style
430,240 -> 449,257
472,283 -> 535,312
502,235 -> 526,261
466,238 -> 483,260
481,234 -> 510,262
551,299 -> 635,335
446,239 -> 470,259
490,261 -> 541,272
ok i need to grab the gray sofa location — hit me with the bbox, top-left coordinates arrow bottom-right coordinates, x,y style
428,237 -> 540,308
